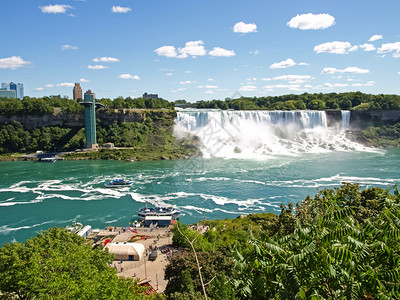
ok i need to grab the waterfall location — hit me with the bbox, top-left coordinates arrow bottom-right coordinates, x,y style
174,109 -> 367,159
341,110 -> 351,130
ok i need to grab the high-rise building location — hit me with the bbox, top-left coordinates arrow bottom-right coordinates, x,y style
1,83 -> 8,90
16,83 -> 23,99
0,90 -> 16,98
82,90 -> 98,149
73,83 -> 83,100
9,82 -> 24,99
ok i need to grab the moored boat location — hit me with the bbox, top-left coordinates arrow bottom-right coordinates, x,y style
137,206 -> 180,220
39,157 -> 57,162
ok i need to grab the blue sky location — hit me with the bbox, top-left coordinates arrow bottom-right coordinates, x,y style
1,0 -> 400,102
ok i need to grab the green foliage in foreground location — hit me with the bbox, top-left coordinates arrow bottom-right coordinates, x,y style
0,227 -> 145,299
164,251 -> 236,300
235,184 -> 400,299
170,184 -> 400,299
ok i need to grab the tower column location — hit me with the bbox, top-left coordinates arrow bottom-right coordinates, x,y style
82,90 -> 98,149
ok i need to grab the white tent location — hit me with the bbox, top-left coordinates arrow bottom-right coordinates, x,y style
105,242 -> 145,261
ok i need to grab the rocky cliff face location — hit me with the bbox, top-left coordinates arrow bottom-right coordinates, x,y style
350,110 -> 400,128
0,109 -> 173,129
0,109 -> 397,130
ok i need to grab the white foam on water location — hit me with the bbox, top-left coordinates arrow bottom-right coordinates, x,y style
0,199 -> 43,207
0,220 -> 56,235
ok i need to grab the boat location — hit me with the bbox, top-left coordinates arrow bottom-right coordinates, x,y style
137,206 -> 180,220
104,178 -> 133,188
66,222 -> 83,234
39,157 -> 57,163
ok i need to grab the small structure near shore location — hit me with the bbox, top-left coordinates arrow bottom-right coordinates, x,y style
105,242 -> 145,261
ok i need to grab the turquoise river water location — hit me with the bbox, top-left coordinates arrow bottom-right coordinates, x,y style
1,149 -> 399,246
1,110 -> 400,245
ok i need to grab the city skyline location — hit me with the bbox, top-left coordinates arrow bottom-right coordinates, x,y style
1,0 -> 399,102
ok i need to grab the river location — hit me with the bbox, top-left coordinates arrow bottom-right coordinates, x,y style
0,110 -> 399,245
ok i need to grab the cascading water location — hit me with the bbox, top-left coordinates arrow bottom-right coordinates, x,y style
341,110 -> 351,130
174,109 -> 368,159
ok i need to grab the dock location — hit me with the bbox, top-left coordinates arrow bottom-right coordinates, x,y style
85,226 -> 177,293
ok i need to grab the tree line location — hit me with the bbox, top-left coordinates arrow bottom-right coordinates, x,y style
0,96 -> 173,116
1,92 -> 400,116
185,91 -> 400,111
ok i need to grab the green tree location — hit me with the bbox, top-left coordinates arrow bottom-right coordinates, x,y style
0,227 -> 145,299
233,184 -> 400,299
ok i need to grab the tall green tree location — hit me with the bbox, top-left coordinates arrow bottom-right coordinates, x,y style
0,227 -> 145,299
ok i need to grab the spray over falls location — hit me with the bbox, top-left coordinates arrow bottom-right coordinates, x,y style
174,110 -> 367,159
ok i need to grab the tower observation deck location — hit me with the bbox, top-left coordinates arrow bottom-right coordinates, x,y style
80,90 -> 104,149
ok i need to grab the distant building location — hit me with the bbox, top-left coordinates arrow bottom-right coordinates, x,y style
8,82 -> 23,99
73,83 -> 83,100
143,92 -> 158,99
102,143 -> 115,149
1,83 -> 8,90
0,89 -> 17,98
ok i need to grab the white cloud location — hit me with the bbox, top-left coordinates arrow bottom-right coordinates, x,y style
88,65 -> 107,70
165,73 -> 173,76
263,84 -> 301,90
352,81 -> 374,87
93,57 -> 119,62
369,35 -> 383,42
155,46 -> 177,58
272,75 -> 312,81
287,13 -> 335,30
208,78 -> 215,81
155,41 -> 234,58
205,90 -> 214,94
171,87 -> 187,93
179,81 -> 195,85
324,83 -> 349,88
298,62 -> 310,66
233,21 -> 257,33
56,82 -> 74,87
118,74 -> 141,80
185,70 -> 192,74
270,58 -> 296,69
348,46 -> 359,52
0,56 -> 31,70
111,6 -> 131,13
321,67 -> 369,74
35,87 -> 44,91
239,85 -> 257,92
178,40 -> 207,58
196,85 -> 218,89
61,44 -> 78,51
209,47 -> 235,57
359,43 -> 376,52
250,50 -> 260,55
314,41 -> 353,54
45,84 -> 55,88
40,4 -> 73,14
80,78 -> 90,82
377,42 -> 400,58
